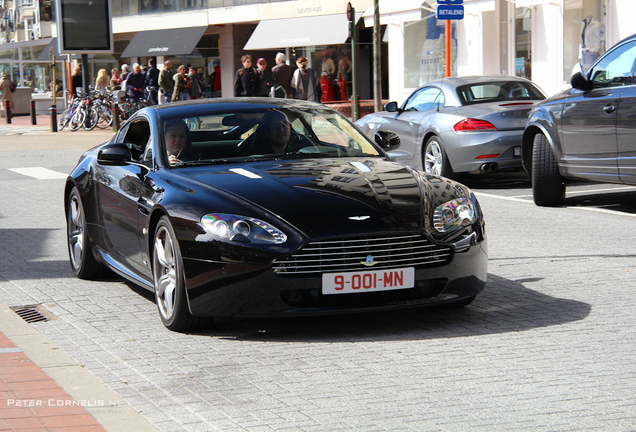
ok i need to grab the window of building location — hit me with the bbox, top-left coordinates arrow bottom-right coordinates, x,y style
564,0 -> 606,83
515,6 -> 531,79
403,12 -> 456,89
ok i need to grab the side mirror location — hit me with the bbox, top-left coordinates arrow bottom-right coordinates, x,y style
384,101 -> 399,113
97,143 -> 133,166
570,63 -> 589,90
374,130 -> 401,151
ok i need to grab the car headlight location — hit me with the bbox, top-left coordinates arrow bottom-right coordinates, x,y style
433,197 -> 479,233
201,214 -> 287,244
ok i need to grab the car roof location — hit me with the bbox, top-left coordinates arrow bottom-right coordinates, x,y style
410,75 -> 542,106
147,98 -> 328,119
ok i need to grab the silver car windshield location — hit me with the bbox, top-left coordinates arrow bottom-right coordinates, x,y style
162,107 -> 381,167
456,81 -> 545,105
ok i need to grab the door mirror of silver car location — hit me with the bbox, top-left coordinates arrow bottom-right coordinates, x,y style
384,102 -> 399,112
97,143 -> 133,166
374,130 -> 401,150
570,63 -> 589,90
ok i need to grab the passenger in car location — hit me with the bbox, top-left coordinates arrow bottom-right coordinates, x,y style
164,119 -> 198,165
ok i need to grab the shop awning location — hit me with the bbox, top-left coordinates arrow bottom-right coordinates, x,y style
120,26 -> 207,58
244,13 -> 361,51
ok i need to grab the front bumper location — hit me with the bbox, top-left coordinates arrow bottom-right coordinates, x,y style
183,238 -> 488,318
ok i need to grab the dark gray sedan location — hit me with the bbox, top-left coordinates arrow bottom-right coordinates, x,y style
356,76 -> 546,177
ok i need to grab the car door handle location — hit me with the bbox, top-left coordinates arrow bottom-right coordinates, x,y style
604,104 -> 617,114
409,119 -> 419,126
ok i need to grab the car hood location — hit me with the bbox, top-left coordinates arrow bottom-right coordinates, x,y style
174,158 -> 438,238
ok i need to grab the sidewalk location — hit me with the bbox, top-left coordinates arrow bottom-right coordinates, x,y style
0,113 -> 118,134
0,301 -> 157,432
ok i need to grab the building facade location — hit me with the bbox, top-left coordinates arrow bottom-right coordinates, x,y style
1,0 -> 635,106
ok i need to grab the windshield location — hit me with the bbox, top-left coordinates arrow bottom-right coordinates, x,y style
456,81 -> 545,105
161,107 -> 381,167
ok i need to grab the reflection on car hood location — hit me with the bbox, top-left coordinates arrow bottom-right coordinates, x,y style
180,158 -> 434,238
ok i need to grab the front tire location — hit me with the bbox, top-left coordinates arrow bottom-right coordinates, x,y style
67,187 -> 106,279
531,133 -> 565,206
424,136 -> 454,178
153,216 -> 200,331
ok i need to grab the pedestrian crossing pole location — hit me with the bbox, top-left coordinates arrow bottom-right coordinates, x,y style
347,2 -> 359,121
436,0 -> 464,78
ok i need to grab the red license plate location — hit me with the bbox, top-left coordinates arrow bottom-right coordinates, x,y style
322,267 -> 415,295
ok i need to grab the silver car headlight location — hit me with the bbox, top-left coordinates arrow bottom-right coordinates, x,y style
201,214 -> 287,244
433,197 -> 479,233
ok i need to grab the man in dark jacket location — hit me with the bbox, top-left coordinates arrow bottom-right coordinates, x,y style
126,63 -> 146,101
271,52 -> 293,98
158,60 -> 174,104
256,58 -> 275,97
145,59 -> 160,105
234,55 -> 259,97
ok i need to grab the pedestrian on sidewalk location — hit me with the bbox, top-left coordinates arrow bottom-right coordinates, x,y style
0,72 -> 15,119
234,55 -> 259,97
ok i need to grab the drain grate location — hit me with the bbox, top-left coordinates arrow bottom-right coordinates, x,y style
10,305 -> 55,323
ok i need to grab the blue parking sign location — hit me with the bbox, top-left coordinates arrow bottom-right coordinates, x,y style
437,0 -> 463,4
436,4 -> 464,19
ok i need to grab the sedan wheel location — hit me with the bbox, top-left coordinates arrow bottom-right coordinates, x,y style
531,133 -> 565,206
153,216 -> 200,331
67,187 -> 105,279
424,136 -> 454,178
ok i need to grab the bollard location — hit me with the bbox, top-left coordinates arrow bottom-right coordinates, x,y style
30,100 -> 37,125
3,99 -> 11,124
50,105 -> 58,133
112,102 -> 120,132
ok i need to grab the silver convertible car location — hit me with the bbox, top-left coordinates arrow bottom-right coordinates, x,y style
356,76 -> 546,177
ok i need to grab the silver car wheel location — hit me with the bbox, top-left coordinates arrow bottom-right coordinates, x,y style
153,225 -> 177,321
424,139 -> 443,176
67,194 -> 85,273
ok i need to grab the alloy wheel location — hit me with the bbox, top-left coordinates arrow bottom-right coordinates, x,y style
153,226 -> 177,321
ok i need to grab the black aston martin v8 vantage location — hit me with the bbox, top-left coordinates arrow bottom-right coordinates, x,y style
65,98 -> 487,331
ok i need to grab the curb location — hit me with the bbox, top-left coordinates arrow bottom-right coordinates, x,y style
0,300 -> 158,432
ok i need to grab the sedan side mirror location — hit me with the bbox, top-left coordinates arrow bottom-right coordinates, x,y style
374,130 -> 401,151
384,101 -> 399,112
97,143 -> 133,166
570,63 -> 589,90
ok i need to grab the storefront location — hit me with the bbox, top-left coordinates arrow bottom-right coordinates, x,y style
368,0 -> 635,102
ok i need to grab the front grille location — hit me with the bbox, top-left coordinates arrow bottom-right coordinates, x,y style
272,234 -> 452,276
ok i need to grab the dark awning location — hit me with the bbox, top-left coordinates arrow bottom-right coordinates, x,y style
120,26 -> 207,58
244,13 -> 361,51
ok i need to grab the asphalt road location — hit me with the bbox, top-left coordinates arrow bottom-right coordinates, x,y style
1,128 -> 635,431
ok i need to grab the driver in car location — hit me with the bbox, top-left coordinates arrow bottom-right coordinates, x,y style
263,112 -> 292,154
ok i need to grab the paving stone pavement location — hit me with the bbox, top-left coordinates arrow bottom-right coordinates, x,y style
0,132 -> 635,431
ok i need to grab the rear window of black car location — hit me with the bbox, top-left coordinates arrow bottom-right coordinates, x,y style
456,81 -> 545,105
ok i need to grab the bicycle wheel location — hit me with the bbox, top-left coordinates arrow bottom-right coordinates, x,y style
83,106 -> 99,131
58,109 -> 71,131
69,108 -> 85,131
96,104 -> 113,129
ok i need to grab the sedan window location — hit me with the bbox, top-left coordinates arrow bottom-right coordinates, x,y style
589,40 -> 636,88
403,87 -> 444,112
456,81 -> 545,105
